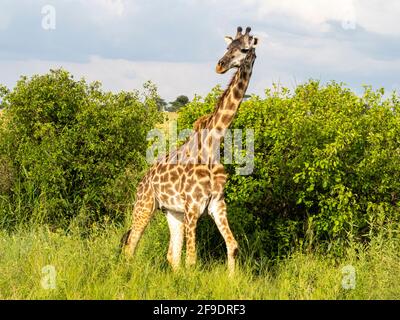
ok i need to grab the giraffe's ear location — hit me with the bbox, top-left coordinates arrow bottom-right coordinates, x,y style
252,37 -> 259,48
224,36 -> 233,45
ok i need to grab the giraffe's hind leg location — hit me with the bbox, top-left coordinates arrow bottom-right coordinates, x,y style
166,210 -> 184,271
122,182 -> 156,257
184,203 -> 201,268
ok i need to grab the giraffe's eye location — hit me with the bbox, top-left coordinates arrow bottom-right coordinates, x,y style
241,48 -> 250,53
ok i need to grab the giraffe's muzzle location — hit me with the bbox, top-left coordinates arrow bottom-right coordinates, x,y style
216,61 -> 228,74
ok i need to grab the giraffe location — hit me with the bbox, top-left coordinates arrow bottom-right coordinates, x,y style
122,26 -> 258,274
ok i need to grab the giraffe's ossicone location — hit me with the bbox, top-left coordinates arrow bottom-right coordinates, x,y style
122,26 -> 258,275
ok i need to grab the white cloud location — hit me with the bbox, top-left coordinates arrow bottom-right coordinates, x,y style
245,0 -> 400,35
255,0 -> 355,30
354,0 -> 400,36
89,0 -> 125,15
80,0 -> 132,21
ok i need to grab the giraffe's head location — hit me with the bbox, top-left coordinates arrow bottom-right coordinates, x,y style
216,26 -> 258,74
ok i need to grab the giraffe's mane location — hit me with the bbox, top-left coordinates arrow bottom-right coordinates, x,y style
192,72 -> 238,132
172,70 -> 239,155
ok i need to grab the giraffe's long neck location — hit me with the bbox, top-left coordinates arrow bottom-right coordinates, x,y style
208,51 -> 256,133
172,51 -> 256,165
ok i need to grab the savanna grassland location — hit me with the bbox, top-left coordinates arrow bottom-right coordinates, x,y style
0,70 -> 399,299
1,221 -> 400,299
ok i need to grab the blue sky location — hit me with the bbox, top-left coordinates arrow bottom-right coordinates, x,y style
0,0 -> 399,100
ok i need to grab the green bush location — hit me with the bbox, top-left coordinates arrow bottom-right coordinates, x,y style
0,69 -> 162,228
178,80 -> 400,259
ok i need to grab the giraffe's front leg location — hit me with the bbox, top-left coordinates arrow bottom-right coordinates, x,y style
166,211 -> 184,271
209,196 -> 238,276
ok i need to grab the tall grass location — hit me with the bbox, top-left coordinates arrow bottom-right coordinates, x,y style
0,213 -> 399,300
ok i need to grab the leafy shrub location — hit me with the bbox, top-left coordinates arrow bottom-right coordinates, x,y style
0,69 -> 162,228
178,80 -> 400,259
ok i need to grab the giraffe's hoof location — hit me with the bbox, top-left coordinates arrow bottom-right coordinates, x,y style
170,264 -> 181,273
123,246 -> 133,258
228,261 -> 236,277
